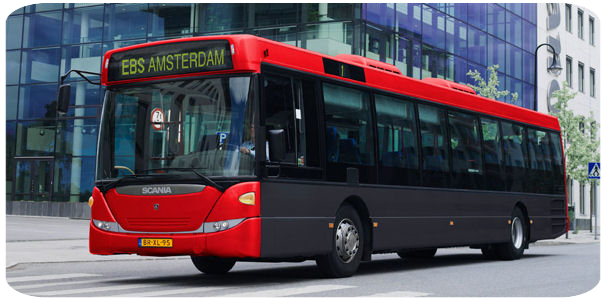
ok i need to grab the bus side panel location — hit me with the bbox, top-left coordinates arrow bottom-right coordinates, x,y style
259,181 -> 566,257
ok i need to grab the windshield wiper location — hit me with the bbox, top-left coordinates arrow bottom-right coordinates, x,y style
139,168 -> 224,192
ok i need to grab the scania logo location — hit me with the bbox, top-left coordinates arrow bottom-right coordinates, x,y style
141,186 -> 173,194
153,203 -> 160,210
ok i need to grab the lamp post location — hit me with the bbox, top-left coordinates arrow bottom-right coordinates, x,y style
533,43 -> 563,111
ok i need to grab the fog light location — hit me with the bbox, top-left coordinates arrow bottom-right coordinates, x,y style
238,192 -> 255,205
221,221 -> 229,229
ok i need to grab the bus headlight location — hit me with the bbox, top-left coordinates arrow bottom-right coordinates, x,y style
204,218 -> 245,233
238,192 -> 255,205
93,219 -> 119,232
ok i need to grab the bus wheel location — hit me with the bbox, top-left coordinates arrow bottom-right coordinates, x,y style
190,256 -> 236,274
495,207 -> 528,260
397,248 -> 437,259
316,205 -> 363,278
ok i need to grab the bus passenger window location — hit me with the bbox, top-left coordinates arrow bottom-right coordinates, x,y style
323,83 -> 374,166
527,128 -> 554,193
448,111 -> 482,174
375,94 -> 418,169
501,121 -> 528,192
418,104 -> 449,173
549,132 -> 565,195
481,118 -> 505,191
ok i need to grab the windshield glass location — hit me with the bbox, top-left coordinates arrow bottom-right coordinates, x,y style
96,76 -> 256,180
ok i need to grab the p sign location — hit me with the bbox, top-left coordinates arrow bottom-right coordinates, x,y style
588,162 -> 600,179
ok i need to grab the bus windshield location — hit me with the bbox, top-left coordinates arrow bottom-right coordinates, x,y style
96,76 -> 256,180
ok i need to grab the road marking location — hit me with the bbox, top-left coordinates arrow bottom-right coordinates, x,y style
369,291 -> 431,297
29,283 -> 157,296
218,284 -> 355,297
7,273 -> 101,283
112,286 -> 227,297
12,277 -> 140,290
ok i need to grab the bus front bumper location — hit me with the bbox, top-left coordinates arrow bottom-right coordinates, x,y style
89,217 -> 261,258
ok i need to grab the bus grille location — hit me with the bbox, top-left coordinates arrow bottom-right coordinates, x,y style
126,217 -> 192,228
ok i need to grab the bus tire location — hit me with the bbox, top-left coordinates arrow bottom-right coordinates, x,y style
316,205 -> 363,278
397,248 -> 437,259
190,256 -> 236,274
495,207 -> 528,260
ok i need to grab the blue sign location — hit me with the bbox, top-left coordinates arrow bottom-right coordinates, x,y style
217,132 -> 229,144
588,162 -> 600,179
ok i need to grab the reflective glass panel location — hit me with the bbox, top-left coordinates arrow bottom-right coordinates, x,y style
446,16 -> 467,57
6,15 -> 23,49
198,3 -> 244,32
25,3 -> 63,13
395,35 -> 421,79
55,118 -> 99,157
506,12 -> 523,48
365,3 -> 394,29
23,12 -> 62,48
422,5 -> 445,50
506,44 -> 523,80
19,84 -> 58,120
252,3 -> 298,27
6,86 -> 19,120
16,120 -> 56,156
21,48 -> 60,84
446,3 -> 467,22
421,45 -> 445,79
487,35 -> 506,73
467,26 -> 486,65
300,22 -> 354,56
62,6 -> 104,44
6,50 -> 21,85
65,81 -> 101,107
61,44 -> 103,81
103,3 -> 148,41
396,3 -> 421,35
303,3 -> 355,22
522,19 -> 537,52
148,3 -> 194,37
53,156 -> 96,202
467,3 -> 486,30
487,4 -> 505,40
6,121 -> 17,195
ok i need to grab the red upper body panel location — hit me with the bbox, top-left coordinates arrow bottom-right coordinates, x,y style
101,34 -> 560,132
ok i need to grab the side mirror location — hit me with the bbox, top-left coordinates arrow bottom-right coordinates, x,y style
57,84 -> 71,115
267,129 -> 286,162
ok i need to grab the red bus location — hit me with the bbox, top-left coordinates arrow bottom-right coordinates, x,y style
61,34 -> 567,277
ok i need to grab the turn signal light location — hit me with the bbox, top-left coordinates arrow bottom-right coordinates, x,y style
88,196 -> 94,208
238,192 -> 255,205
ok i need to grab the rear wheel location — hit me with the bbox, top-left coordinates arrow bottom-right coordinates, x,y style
494,207 -> 528,260
397,248 -> 437,259
316,205 -> 364,278
191,256 -> 236,274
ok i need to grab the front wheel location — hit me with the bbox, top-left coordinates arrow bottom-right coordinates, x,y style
191,256 -> 236,274
494,207 -> 528,260
316,205 -> 364,278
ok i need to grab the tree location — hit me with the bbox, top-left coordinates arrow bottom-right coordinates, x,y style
550,82 -> 600,186
466,65 -> 518,104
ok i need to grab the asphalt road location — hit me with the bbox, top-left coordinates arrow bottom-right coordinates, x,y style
5,243 -> 600,297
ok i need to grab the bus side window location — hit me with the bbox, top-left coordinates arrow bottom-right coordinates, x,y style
480,118 -> 505,191
375,94 -> 419,186
296,79 -> 320,167
263,75 -> 297,163
501,121 -> 528,192
527,128 -> 554,194
448,111 -> 483,189
549,132 -> 566,195
418,104 -> 449,188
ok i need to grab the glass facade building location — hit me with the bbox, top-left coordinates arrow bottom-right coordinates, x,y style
5,3 -> 537,216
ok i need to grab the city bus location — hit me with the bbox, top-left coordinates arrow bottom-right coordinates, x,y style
59,34 -> 567,277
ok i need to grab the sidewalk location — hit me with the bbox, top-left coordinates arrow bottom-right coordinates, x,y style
5,215 -> 185,269
5,215 -> 600,269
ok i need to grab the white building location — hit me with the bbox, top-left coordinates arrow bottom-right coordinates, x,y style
537,3 -> 600,231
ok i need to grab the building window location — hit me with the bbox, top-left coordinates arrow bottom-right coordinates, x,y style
590,68 -> 596,97
589,17 -> 595,45
578,62 -> 584,93
566,56 -> 573,87
578,9 -> 584,39
565,4 -> 572,32
580,184 -> 585,215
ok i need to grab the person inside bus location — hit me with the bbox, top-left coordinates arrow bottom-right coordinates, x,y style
240,122 -> 269,160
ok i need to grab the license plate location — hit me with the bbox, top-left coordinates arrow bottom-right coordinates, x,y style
139,238 -> 173,248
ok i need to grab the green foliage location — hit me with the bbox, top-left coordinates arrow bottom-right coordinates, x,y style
466,65 -> 519,104
550,82 -> 600,185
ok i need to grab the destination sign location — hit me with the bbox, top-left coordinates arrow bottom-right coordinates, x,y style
323,58 -> 365,82
107,40 -> 233,82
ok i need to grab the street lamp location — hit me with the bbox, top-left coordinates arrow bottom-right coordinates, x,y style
533,43 -> 563,111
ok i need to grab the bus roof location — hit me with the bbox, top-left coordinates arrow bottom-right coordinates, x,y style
101,34 -> 560,131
